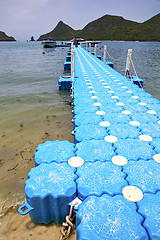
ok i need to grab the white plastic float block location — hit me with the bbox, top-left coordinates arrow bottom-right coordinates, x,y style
112,155 -> 128,166
104,135 -> 118,143
153,154 -> 160,163
129,121 -> 140,126
139,135 -> 153,142
96,110 -> 106,115
68,156 -> 84,167
122,186 -> 143,202
93,102 -> 102,106
99,121 -> 111,127
122,110 -> 132,115
116,102 -> 125,106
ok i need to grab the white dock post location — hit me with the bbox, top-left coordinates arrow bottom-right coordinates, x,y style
103,45 -> 107,62
89,42 -> 91,52
125,49 -> 132,78
94,44 -> 97,56
71,49 -> 75,79
71,42 -> 74,49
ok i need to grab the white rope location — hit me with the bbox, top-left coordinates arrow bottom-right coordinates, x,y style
79,46 -> 143,90
106,49 -> 143,89
125,53 -> 134,82
106,49 -> 115,61
130,57 -> 143,89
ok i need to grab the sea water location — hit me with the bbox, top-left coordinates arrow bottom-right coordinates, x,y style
0,41 -> 73,216
0,41 -> 159,216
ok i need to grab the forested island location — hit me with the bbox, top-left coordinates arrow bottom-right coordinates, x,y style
0,13 -> 159,41
0,31 -> 16,41
38,13 -> 160,42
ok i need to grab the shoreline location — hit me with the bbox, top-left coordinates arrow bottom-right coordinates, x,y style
0,205 -> 76,240
0,106 -> 75,239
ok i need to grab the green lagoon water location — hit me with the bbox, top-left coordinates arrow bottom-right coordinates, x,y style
0,41 -> 160,216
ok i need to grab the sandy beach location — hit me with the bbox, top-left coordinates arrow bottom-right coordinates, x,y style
0,99 -> 75,239
0,206 -> 76,240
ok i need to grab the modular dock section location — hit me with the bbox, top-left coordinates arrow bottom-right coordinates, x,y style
19,46 -> 160,240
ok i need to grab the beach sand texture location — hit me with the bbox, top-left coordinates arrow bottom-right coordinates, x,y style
0,206 -> 76,240
0,101 -> 75,239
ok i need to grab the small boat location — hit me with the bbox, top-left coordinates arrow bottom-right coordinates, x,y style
42,37 -> 56,48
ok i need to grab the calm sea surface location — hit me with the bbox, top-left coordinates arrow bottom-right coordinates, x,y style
0,41 -> 160,215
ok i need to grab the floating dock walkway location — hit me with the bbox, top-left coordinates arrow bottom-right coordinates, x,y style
19,45 -> 160,240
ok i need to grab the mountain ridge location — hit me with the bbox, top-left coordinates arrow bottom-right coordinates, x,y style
0,31 -> 16,41
37,13 -> 160,41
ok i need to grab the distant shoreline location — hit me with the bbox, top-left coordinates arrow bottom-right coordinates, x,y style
0,40 -> 159,42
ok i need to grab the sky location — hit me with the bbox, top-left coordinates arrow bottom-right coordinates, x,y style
0,0 -> 160,41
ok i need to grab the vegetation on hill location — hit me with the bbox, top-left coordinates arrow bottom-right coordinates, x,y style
37,21 -> 75,41
78,15 -> 140,41
131,13 -> 160,41
38,13 -> 160,41
0,31 -> 16,41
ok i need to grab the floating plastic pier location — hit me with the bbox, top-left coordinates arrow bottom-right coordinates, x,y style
64,61 -> 71,70
18,162 -> 76,224
34,140 -> 75,166
66,55 -> 71,61
19,45 -> 160,239
58,76 -> 72,90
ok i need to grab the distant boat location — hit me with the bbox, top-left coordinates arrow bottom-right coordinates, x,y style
42,37 -> 56,48
70,38 -> 101,47
85,40 -> 101,47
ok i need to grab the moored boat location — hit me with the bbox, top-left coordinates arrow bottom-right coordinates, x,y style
42,37 -> 56,48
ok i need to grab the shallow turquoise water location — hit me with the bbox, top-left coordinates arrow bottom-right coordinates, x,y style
0,41 -> 159,214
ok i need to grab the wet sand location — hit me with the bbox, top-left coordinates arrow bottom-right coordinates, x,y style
0,98 -> 75,239
0,206 -> 76,240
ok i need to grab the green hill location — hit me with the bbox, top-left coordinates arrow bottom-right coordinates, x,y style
0,31 -> 16,41
37,21 -> 76,41
38,13 -> 160,41
130,13 -> 160,41
78,15 -> 140,41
